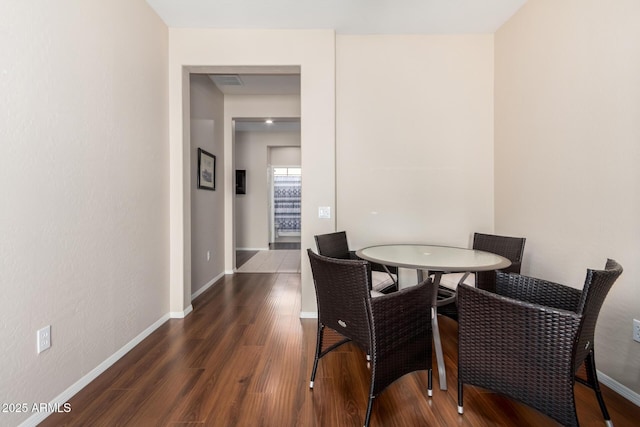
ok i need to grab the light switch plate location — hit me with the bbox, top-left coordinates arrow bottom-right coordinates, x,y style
318,206 -> 331,219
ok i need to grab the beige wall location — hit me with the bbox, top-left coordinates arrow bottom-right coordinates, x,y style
190,75 -> 225,295
495,0 -> 640,395
235,133 -> 301,250
168,30 -> 333,313
0,1 -> 169,425
336,35 -> 495,250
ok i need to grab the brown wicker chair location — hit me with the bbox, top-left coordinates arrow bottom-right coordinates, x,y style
437,232 -> 526,321
307,249 -> 434,427
314,231 -> 398,294
457,259 -> 623,427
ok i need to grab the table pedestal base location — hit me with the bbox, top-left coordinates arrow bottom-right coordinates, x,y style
417,270 -> 452,391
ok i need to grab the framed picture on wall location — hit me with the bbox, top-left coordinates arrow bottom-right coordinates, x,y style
197,148 -> 216,190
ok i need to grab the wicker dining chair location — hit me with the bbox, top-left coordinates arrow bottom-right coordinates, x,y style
307,249 -> 434,427
437,232 -> 526,320
457,259 -> 623,427
314,231 -> 398,294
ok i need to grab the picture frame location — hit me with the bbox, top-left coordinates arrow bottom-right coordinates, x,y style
197,148 -> 216,190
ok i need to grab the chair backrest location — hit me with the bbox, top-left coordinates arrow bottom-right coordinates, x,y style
473,232 -> 526,267
307,249 -> 372,350
314,231 -> 351,259
473,232 -> 526,291
574,259 -> 623,369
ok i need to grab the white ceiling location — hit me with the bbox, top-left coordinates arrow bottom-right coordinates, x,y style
146,0 -> 527,34
208,74 -> 300,96
205,72 -> 301,132
235,117 -> 300,133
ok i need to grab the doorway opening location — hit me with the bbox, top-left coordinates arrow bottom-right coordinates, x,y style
233,118 -> 301,272
236,160 -> 302,272
270,166 -> 301,250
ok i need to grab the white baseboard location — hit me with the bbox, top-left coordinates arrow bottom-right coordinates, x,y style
191,272 -> 225,300
598,370 -> 640,407
225,269 -> 235,275
237,247 -> 269,251
299,311 -> 318,319
19,313 -> 170,427
170,304 -> 193,318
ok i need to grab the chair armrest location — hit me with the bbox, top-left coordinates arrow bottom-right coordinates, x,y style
370,279 -> 435,333
457,284 -> 581,390
495,271 -> 582,312
369,279 -> 434,395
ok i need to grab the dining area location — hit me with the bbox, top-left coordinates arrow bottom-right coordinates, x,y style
41,237 -> 638,427
307,230 -> 625,427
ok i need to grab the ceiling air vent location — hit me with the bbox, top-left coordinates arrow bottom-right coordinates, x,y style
209,74 -> 243,86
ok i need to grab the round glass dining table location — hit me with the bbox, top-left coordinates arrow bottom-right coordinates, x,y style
356,244 -> 511,390
356,244 -> 511,273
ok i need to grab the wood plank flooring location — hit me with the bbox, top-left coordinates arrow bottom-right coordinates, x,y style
41,272 -> 640,426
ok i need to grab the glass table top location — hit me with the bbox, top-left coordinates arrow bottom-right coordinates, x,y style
356,244 -> 511,272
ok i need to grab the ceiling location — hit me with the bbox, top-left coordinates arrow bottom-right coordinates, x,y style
208,74 -> 300,96
234,117 -> 300,133
146,0 -> 527,34
205,73 -> 301,132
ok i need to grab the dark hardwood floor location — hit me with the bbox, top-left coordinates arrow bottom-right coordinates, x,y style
41,272 -> 640,426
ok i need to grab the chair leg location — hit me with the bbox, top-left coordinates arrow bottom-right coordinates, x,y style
584,349 -> 613,426
310,324 -> 324,389
428,368 -> 433,397
364,395 -> 374,427
457,379 -> 464,414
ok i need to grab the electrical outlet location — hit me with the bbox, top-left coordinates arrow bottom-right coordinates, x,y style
633,319 -> 640,343
37,325 -> 51,353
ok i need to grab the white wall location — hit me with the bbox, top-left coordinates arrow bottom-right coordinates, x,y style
495,0 -> 640,394
190,75 -> 225,295
0,1 -> 169,426
336,35 -> 495,250
235,133 -> 300,250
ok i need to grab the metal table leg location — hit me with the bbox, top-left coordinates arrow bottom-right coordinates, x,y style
417,270 -> 447,390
